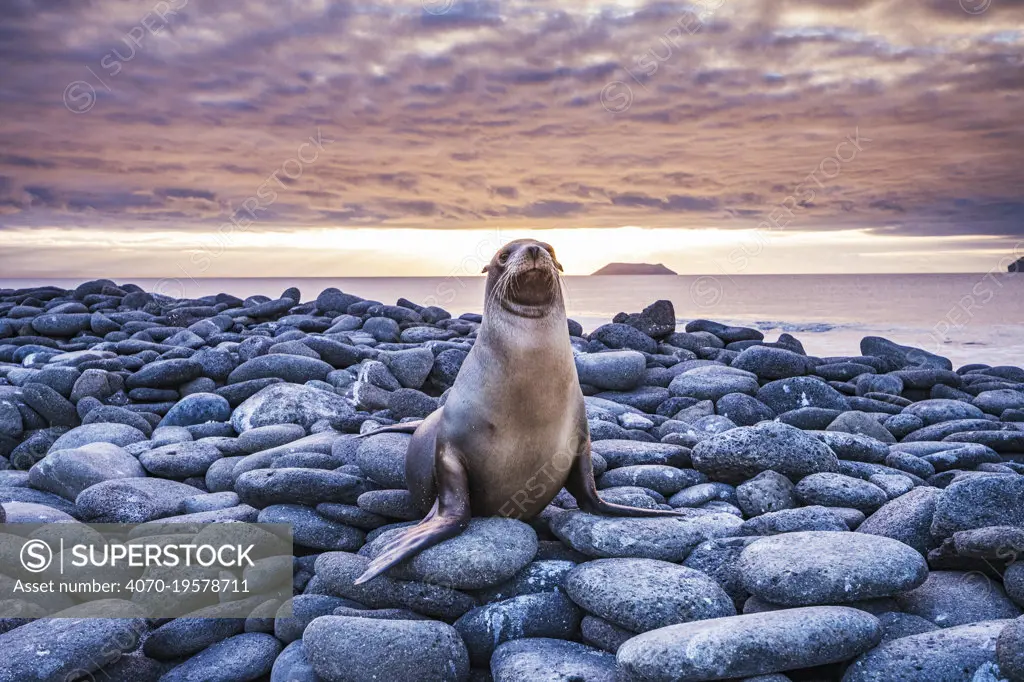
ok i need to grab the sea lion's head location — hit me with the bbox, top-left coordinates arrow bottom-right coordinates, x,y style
482,239 -> 564,318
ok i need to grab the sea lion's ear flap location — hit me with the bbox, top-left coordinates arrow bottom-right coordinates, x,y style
553,258 -> 564,272
481,264 -> 490,273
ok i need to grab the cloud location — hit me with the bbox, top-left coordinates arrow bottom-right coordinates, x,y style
0,0 -> 1019,250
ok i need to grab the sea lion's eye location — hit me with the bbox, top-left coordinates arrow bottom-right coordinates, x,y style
498,251 -> 510,265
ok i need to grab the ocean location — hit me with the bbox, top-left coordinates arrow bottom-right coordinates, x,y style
3,274 -> 1023,367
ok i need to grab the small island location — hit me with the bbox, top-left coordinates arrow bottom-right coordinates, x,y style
591,262 -> 678,275
1009,257 -> 1023,273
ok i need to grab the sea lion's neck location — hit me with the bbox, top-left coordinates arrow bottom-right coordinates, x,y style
479,303 -> 568,355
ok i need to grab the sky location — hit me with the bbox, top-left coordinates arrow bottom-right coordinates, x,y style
1,0 -> 1022,278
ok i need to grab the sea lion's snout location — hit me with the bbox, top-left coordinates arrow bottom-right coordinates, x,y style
483,239 -> 564,317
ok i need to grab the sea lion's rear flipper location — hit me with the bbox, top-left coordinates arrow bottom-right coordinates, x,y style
566,437 -> 686,518
353,443 -> 470,585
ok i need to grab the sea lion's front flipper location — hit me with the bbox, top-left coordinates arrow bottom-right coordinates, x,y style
565,437 -> 686,518
353,443 -> 470,585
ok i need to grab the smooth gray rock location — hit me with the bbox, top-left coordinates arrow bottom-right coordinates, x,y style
739,505 -> 850,536
669,367 -> 760,401
29,441 -> 146,500
975,389 -> 1024,415
739,531 -> 928,606
158,632 -> 282,682
491,638 -> 616,682
931,475 -> 1024,537
565,558 -> 735,633
355,433 -> 409,489
270,640 -> 320,682
895,571 -> 1022,627
731,346 -> 808,380
144,616 -> 245,660
858,486 -> 942,556
0,613 -> 148,682
597,465 -> 705,496
76,477 -> 199,522
904,398 -> 986,426
826,411 -> 897,444
125,358 -> 203,389
236,467 -> 366,507
736,470 -> 797,517
617,606 -> 881,682
258,505 -> 364,551
682,536 -> 761,604
794,472 -> 889,513
755,376 -> 849,413
313,551 -> 476,620
842,619 -> 1008,681
877,611 -> 940,642
581,614 -> 634,653
860,336 -> 952,371
550,510 -> 742,561
231,383 -> 353,432
304,615 -> 470,682
997,616 -> 1024,681
692,422 -> 839,484
381,348 -> 435,390
49,422 -> 146,452
575,351 -> 647,391
139,440 -> 223,479
453,591 -> 581,667
159,392 -> 231,427
228,354 -> 333,384
590,440 -> 691,468
359,517 -> 537,589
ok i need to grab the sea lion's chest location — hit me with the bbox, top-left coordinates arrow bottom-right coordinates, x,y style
443,331 -> 582,516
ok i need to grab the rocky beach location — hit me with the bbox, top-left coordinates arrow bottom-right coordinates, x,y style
1,279 -> 1024,681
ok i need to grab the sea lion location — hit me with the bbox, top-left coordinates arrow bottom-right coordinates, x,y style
354,238 -> 680,584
